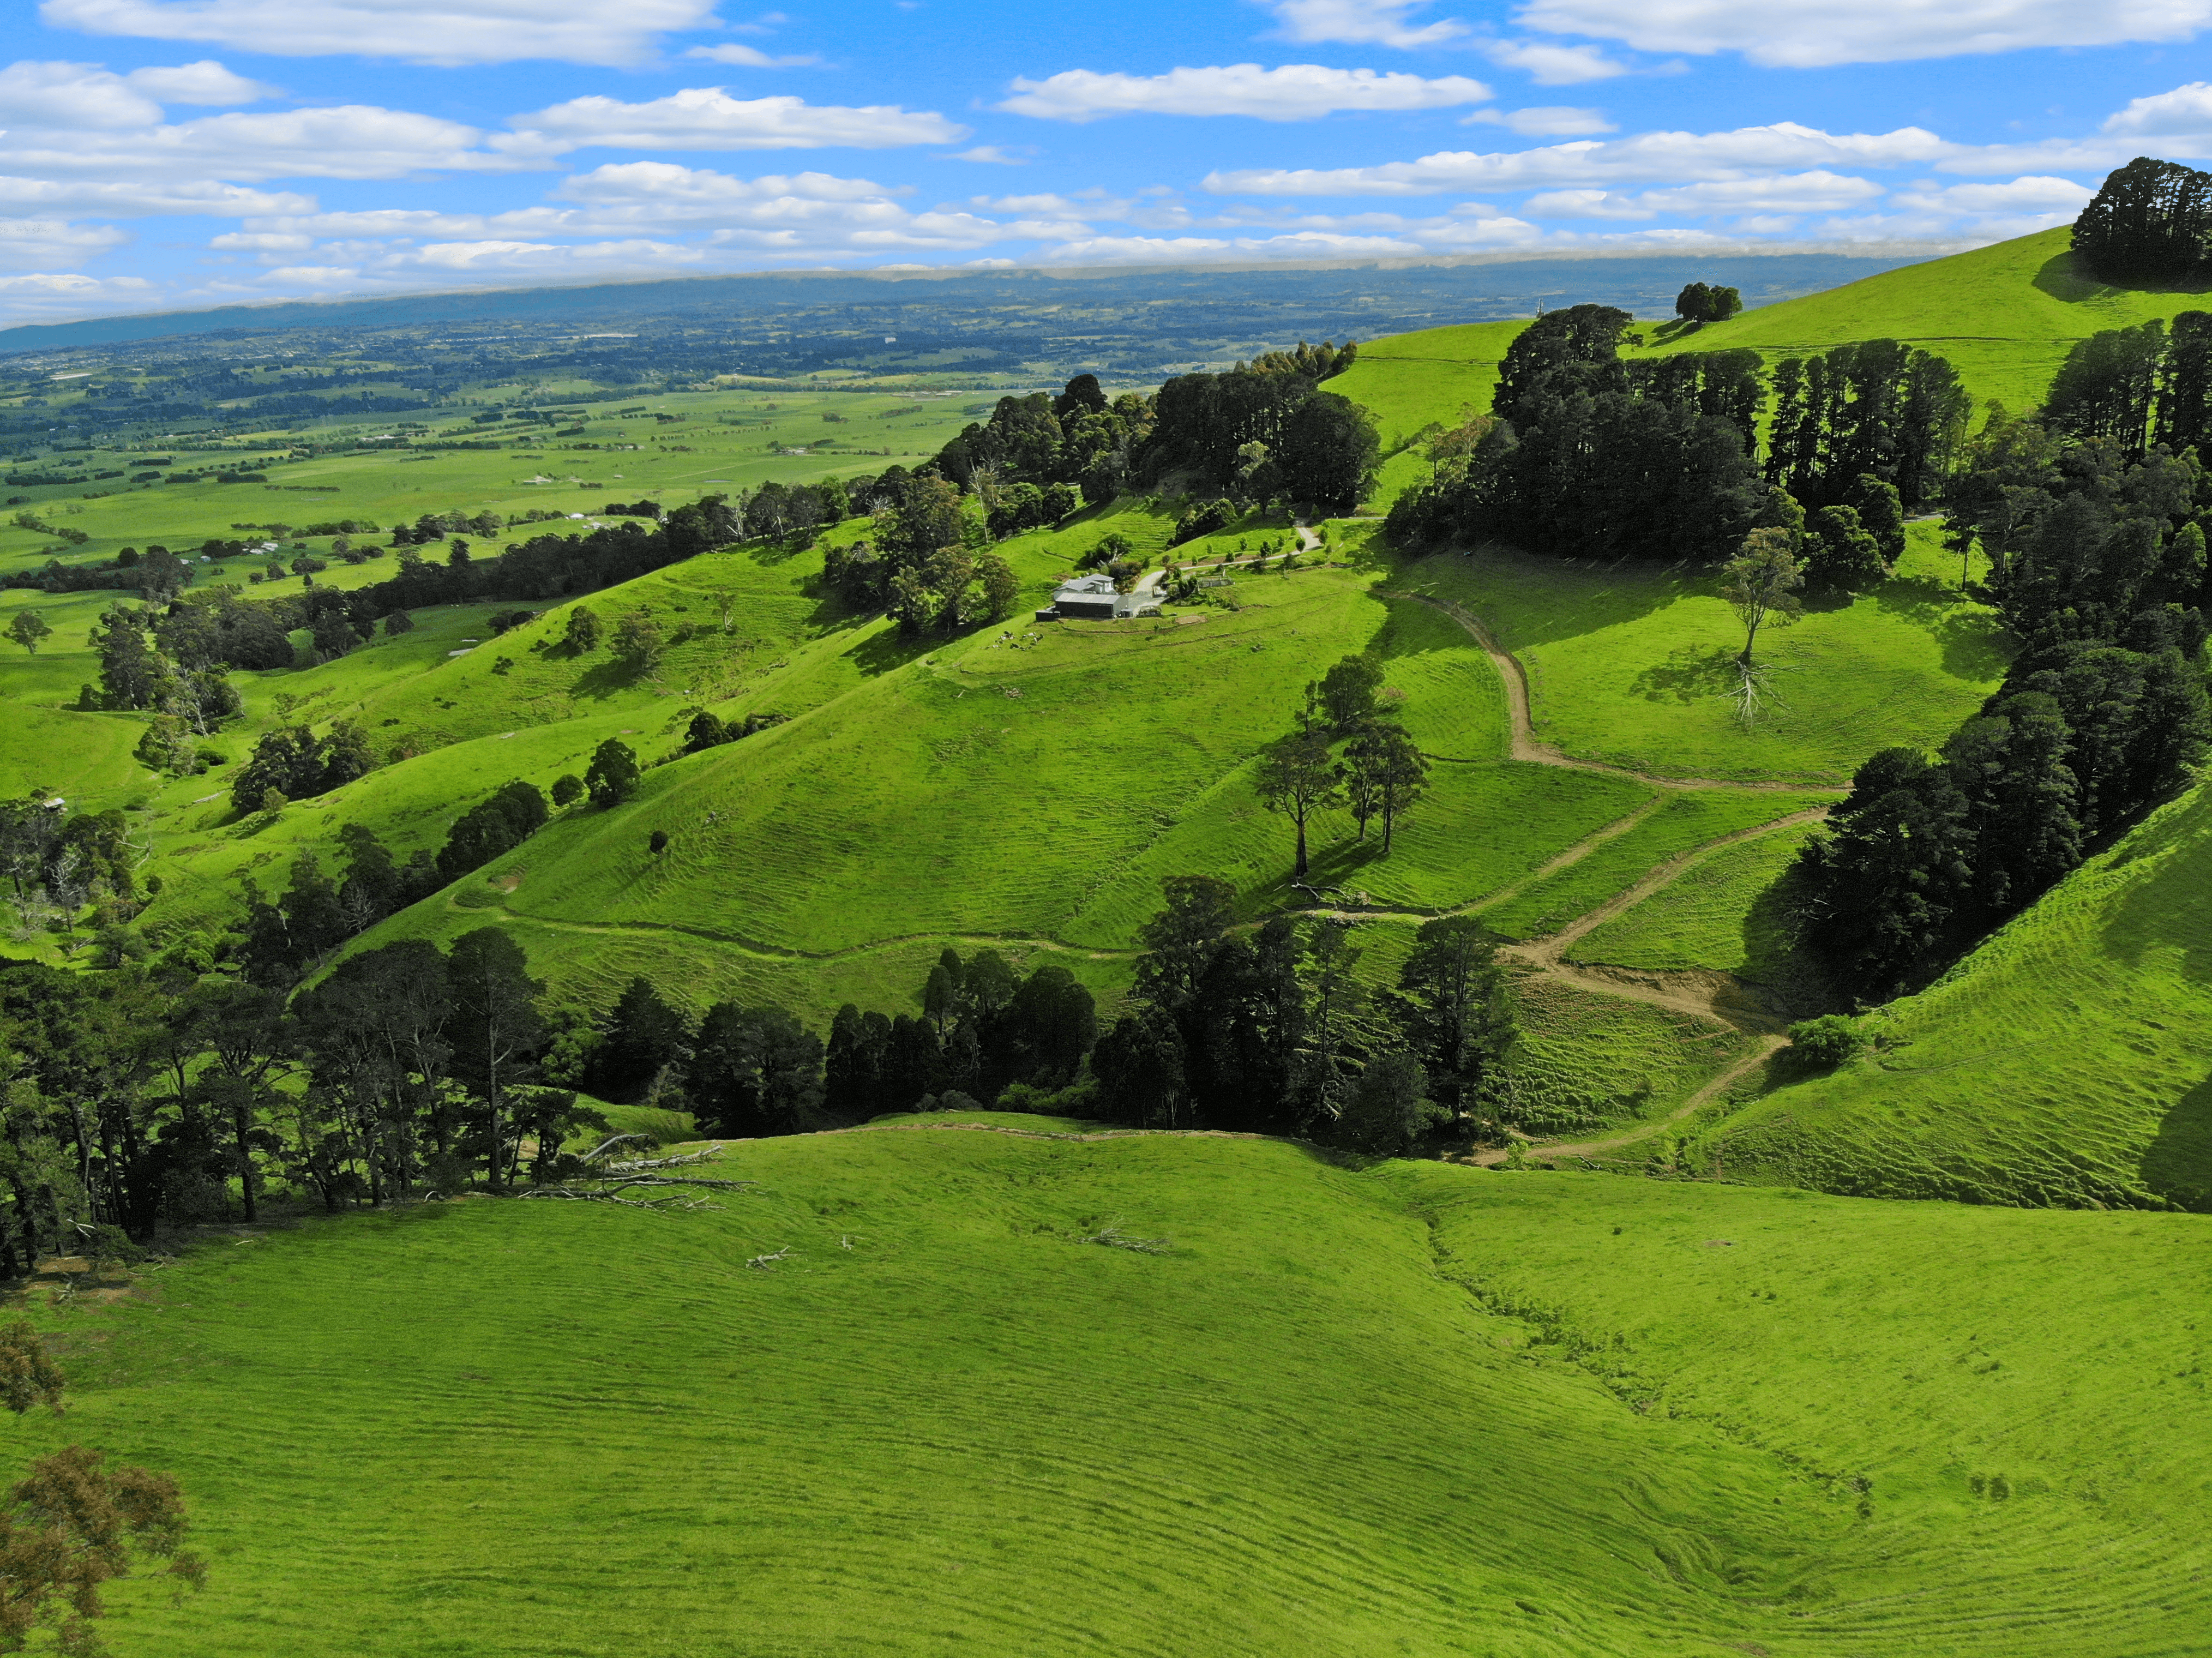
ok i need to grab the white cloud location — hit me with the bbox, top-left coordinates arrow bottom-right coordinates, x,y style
1261,0 -> 1467,47
502,88 -> 966,154
1479,40 -> 1630,84
1890,175 -> 2094,213
684,44 -> 822,67
208,229 -> 311,249
0,105 -> 503,181
123,59 -> 273,103
1464,105 -> 1615,135
950,146 -> 1028,164
1000,64 -> 1492,123
0,59 -> 165,128
0,271 -> 155,323
1511,0 -> 2212,69
0,176 -> 311,214
41,0 -> 722,67
2103,81 -> 2212,135
1524,170 -> 1884,218
0,217 -> 130,269
1204,121 -> 1950,194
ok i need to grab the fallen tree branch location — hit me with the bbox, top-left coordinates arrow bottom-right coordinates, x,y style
747,1246 -> 793,1269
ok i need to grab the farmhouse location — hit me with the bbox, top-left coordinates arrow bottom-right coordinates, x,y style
1036,572 -> 1157,622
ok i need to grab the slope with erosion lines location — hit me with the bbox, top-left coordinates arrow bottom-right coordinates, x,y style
39,1124 -> 2210,1657
1685,778 -> 2212,1211
1403,1162 -> 2212,1657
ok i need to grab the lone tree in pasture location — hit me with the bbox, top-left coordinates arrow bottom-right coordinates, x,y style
1722,528 -> 1805,665
0,1324 -> 206,1651
7,612 -> 50,656
564,606 -> 603,653
1347,723 -> 1429,853
1255,731 -> 1344,879
584,739 -> 639,808
1308,653 -> 1381,733
612,609 -> 664,669
978,551 -> 1020,621
550,773 -> 584,808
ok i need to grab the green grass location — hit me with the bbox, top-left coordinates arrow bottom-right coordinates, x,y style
1401,523 -> 2010,784
1684,779 -> 2212,1210
1500,976 -> 1748,1134
1480,791 -> 1832,941
1401,1162 -> 2212,1656
19,1127 -> 2207,1656
1329,321 -> 1525,510
1636,226 -> 2212,413
1570,820 -> 1823,983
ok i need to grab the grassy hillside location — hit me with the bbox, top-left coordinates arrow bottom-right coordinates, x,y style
1684,779 -> 2212,1210
1639,225 -> 2212,412
24,1125 -> 2208,1657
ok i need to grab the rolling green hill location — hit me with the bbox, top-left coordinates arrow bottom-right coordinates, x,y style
1680,778 -> 2212,1211
23,1122 -> 2207,1657
1639,225 -> 2212,412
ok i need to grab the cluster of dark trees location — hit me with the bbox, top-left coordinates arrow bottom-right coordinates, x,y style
933,374 -> 1154,507
1800,418 -> 2211,995
1254,653 -> 1432,878
1765,340 -> 1971,511
818,474 -> 1019,634
1674,283 -> 1743,323
2036,310 -> 2212,464
1385,305 -> 1967,574
1385,306 -> 1775,562
2071,155 -> 2212,284
577,880 -> 1514,1155
227,722 -> 376,815
0,798 -> 139,950
1137,357 -> 1378,515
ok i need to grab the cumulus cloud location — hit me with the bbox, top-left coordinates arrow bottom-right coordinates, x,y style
1260,0 -> 1467,47
1889,175 -> 2094,213
0,217 -> 130,269
1524,170 -> 1885,218
0,105 -> 504,181
41,0 -> 722,67
0,59 -> 166,128
999,64 -> 1492,123
1479,40 -> 1631,84
0,176 -> 311,214
123,59 -> 273,103
1204,121 -> 1950,194
951,146 -> 1029,165
1511,0 -> 2212,68
1464,105 -> 1615,135
502,88 -> 966,154
0,271 -> 156,321
2103,81 -> 2212,135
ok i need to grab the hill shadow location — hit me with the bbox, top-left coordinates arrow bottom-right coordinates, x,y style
847,623 -> 941,678
2143,1072 -> 2212,1212
2033,249 -> 2212,304
1399,546 -> 1694,651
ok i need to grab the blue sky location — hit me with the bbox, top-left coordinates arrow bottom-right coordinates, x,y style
4,0 -> 2212,325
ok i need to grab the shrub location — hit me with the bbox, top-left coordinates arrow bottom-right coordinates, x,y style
551,773 -> 584,807
1789,1014 -> 1865,1070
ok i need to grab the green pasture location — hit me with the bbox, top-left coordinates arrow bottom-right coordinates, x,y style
1571,819 -> 1823,984
1499,976 -> 1748,1134
1478,790 -> 1832,941
1404,1162 -> 2212,1657
1685,779 -> 2212,1211
16,1126 -> 2204,1657
1400,523 -> 2009,784
0,384 -> 979,582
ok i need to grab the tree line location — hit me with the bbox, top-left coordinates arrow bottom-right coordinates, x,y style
1799,414 -> 2211,996
2071,155 -> 2212,284
1385,304 -> 1968,569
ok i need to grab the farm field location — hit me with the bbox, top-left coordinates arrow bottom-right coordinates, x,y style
18,1123 -> 2205,1658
